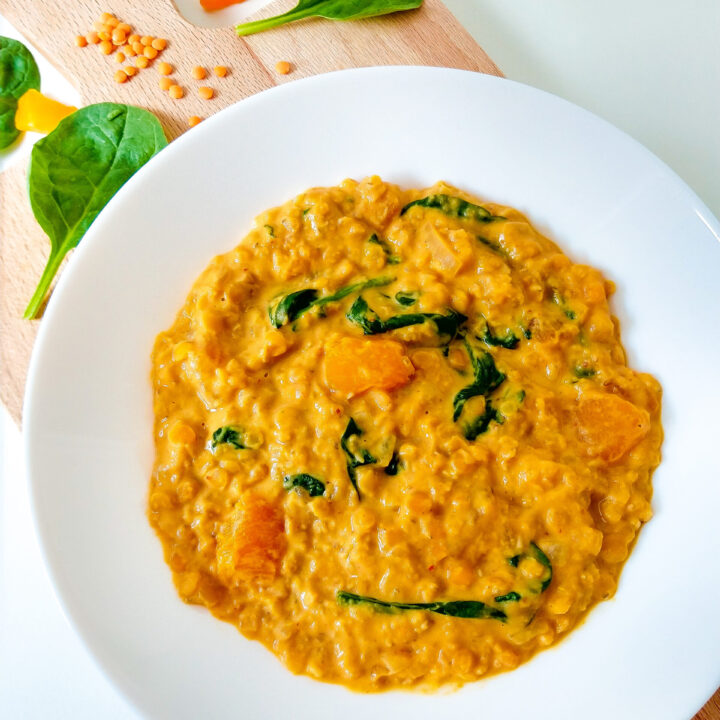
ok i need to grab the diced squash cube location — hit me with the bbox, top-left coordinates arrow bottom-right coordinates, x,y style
216,494 -> 285,587
323,335 -> 414,397
574,392 -> 650,462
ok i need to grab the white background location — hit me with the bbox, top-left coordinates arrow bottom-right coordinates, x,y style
1,2 -> 718,718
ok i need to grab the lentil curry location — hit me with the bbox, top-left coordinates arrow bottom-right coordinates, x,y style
149,177 -> 662,691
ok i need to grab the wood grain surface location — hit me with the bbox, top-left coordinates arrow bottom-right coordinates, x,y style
0,0 -> 499,425
0,1 -> 717,716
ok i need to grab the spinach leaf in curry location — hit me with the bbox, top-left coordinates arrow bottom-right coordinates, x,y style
337,591 -> 507,621
346,295 -> 466,341
211,425 -> 247,449
340,417 -> 376,500
401,193 -> 504,223
24,103 -> 167,318
269,276 -> 394,328
283,473 -> 326,497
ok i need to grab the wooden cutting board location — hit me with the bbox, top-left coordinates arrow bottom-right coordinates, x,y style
0,0 -> 499,425
0,2 -> 718,717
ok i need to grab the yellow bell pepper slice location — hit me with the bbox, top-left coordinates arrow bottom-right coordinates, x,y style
14,89 -> 77,135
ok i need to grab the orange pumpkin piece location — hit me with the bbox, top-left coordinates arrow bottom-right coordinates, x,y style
324,335 -> 414,397
216,493 -> 285,587
575,392 -> 650,462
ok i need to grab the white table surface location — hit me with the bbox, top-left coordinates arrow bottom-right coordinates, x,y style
1,3 -> 718,718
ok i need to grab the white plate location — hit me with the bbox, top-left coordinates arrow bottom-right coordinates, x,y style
24,67 -> 720,720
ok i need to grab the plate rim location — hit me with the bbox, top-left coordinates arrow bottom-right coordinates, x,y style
23,65 -> 720,720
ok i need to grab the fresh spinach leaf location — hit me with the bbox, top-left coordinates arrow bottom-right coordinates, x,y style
236,0 -> 422,36
394,291 -> 418,306
340,417 -> 376,500
24,103 -> 167,318
494,591 -> 521,603
264,224 -> 275,237
573,365 -> 596,378
347,295 -> 466,341
269,288 -> 319,328
401,193 -> 504,223
211,425 -> 247,450
337,591 -> 507,621
0,36 -> 40,149
368,233 -> 401,264
283,473 -> 325,497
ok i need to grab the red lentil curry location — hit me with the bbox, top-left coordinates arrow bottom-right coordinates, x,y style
149,177 -> 662,691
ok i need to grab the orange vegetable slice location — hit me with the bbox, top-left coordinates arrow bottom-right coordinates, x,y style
216,493 -> 285,586
200,0 -> 246,11
575,392 -> 650,462
323,335 -> 414,397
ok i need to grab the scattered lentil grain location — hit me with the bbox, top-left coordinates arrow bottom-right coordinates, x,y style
75,35 -> 87,47
213,65 -> 228,77
198,86 -> 214,100
191,66 -> 207,80
188,116 -> 202,127
157,61 -> 173,76
169,84 -> 184,99
152,38 -> 167,51
114,69 -> 128,83
159,76 -> 173,91
100,40 -> 114,55
144,45 -> 158,60
275,60 -> 291,75
135,55 -> 149,69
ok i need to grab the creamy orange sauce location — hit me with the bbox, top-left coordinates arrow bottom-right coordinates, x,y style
149,177 -> 662,691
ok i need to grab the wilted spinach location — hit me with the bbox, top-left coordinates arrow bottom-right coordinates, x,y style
211,425 -> 247,450
269,276 -> 393,328
337,591 -> 507,621
340,417 -> 378,500
401,193 -> 504,223
283,473 -> 325,497
347,295 -> 466,341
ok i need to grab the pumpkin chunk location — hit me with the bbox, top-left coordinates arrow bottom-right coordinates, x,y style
575,392 -> 650,462
216,493 -> 285,587
323,335 -> 414,397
